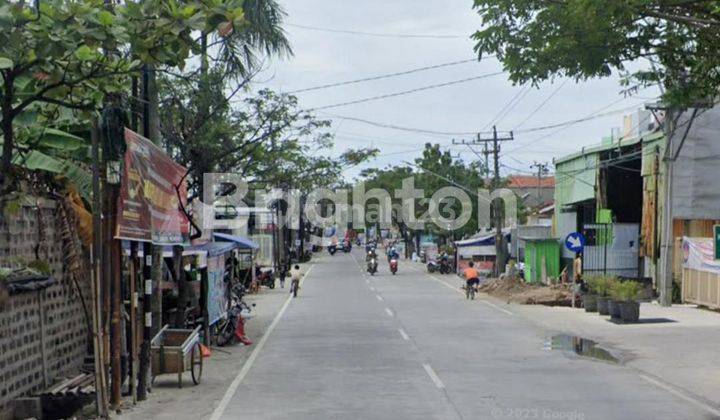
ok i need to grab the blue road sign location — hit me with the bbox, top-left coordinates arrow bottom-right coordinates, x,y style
565,232 -> 586,253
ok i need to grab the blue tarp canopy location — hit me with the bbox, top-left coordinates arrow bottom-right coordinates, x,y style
122,240 -> 239,257
213,232 -> 259,250
188,241 -> 239,257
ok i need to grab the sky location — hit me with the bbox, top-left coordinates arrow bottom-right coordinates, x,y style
252,0 -> 659,181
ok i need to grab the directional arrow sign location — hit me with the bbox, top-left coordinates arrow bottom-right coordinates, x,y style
565,232 -> 586,253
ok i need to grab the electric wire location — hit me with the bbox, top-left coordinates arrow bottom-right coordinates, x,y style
309,71 -> 506,111
288,58 -> 494,94
285,23 -> 465,39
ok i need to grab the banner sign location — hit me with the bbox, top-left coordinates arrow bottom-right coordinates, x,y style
116,128 -> 189,245
682,237 -> 720,274
206,255 -> 227,325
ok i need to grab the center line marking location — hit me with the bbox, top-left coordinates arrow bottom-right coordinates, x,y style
376,295 -> 383,301
369,286 -> 376,292
423,363 -> 445,389
398,328 -> 410,340
385,308 -> 394,317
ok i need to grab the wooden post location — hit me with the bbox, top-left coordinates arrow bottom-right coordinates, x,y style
129,242 -> 138,404
173,245 -> 185,328
90,123 -> 109,417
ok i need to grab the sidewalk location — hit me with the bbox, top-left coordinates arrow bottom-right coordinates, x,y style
507,300 -> 720,408
117,279 -> 295,420
411,260 -> 720,410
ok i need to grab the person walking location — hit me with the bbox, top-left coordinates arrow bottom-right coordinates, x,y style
290,264 -> 303,298
279,260 -> 289,289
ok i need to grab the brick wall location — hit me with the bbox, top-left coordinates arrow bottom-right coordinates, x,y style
0,198 -> 91,420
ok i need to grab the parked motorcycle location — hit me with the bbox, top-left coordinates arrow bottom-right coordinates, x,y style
257,269 -> 275,289
439,260 -> 452,275
216,284 -> 255,346
389,258 -> 398,275
427,260 -> 438,273
367,258 -> 378,275
328,245 -> 337,255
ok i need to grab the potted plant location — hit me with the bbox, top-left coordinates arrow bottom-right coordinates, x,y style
583,276 -> 600,312
608,280 -> 623,319
615,281 -> 641,323
594,277 -> 613,315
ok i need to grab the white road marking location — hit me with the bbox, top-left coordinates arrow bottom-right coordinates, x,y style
407,264 -> 514,316
398,328 -> 410,340
208,265 -> 315,420
369,286 -> 376,292
422,363 -> 445,389
376,295 -> 384,302
385,308 -> 394,317
639,375 -> 720,417
481,300 -> 514,316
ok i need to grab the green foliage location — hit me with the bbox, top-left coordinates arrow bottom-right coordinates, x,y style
610,280 -> 641,302
358,143 -> 486,238
587,275 -> 618,297
27,260 -> 51,275
0,0 -> 254,187
472,0 -> 720,107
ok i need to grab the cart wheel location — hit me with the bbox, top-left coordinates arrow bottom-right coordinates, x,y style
190,342 -> 203,385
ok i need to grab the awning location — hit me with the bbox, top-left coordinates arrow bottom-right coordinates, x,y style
213,232 -> 259,250
188,241 -> 240,257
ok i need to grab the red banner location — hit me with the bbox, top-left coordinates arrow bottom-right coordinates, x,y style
116,128 -> 189,245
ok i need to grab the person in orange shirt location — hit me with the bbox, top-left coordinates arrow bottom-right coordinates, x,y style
464,261 -> 480,292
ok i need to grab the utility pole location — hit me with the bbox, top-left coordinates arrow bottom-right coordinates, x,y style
530,161 -> 549,207
455,126 -> 514,276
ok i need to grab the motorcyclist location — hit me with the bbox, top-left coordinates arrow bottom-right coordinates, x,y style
388,247 -> 399,261
366,247 -> 378,262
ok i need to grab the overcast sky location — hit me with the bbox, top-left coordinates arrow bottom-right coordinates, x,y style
253,0 -> 658,180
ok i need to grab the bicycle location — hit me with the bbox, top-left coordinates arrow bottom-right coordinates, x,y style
290,279 -> 300,298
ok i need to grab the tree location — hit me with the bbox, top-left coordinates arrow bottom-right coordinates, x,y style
359,143 -> 486,242
0,0 -> 247,189
472,0 -> 720,106
161,84 -> 377,198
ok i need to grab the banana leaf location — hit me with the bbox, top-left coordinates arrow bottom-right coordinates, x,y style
12,150 -> 92,201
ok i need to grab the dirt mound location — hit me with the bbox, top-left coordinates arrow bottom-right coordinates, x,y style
479,276 -> 573,306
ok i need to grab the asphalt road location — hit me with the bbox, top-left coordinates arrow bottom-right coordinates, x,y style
209,250 -> 715,420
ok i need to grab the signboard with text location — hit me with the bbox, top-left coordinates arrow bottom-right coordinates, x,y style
116,128 -> 189,245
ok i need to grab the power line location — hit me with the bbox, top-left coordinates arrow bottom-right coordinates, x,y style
320,113 -> 476,137
288,58 -> 493,94
482,86 -> 530,131
285,23 -> 465,39
322,95 -> 643,139
494,86 -> 532,127
309,71 -> 506,111
514,79 -> 569,129
500,98 -> 643,156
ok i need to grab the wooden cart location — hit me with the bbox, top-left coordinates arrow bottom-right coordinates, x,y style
151,325 -> 203,388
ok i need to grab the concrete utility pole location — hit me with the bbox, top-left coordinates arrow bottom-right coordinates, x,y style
530,161 -> 549,206
455,126 -> 514,276
138,64 -> 161,400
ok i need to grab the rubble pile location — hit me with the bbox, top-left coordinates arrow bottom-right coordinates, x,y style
479,276 -> 573,306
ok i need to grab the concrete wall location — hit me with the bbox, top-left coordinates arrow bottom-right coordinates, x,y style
0,199 -> 90,420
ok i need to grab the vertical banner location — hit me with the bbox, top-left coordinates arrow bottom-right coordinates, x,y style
206,255 -> 227,325
116,128 -> 189,245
